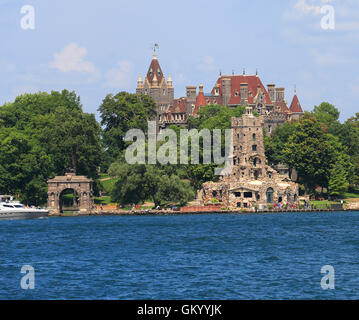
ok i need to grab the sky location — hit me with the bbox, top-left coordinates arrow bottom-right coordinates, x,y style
1,0 -> 358,122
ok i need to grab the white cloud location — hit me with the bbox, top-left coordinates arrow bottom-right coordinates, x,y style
310,48 -> 355,65
104,60 -> 132,88
197,55 -> 216,72
294,0 -> 334,15
49,43 -> 96,73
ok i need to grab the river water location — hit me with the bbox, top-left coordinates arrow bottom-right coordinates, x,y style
0,212 -> 358,299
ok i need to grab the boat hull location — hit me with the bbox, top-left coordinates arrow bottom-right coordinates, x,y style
0,209 -> 49,220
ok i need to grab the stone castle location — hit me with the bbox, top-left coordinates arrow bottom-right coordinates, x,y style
197,106 -> 300,209
136,53 -> 302,209
136,53 -> 304,133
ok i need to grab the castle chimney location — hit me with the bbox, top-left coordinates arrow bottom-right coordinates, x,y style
221,76 -> 231,106
267,84 -> 275,102
240,83 -> 248,105
275,87 -> 285,102
186,86 -> 197,115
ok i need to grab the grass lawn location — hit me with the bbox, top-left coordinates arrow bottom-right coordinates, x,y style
100,176 -> 120,194
310,200 -> 340,209
343,188 -> 359,199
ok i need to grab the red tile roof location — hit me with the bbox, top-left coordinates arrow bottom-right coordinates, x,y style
193,90 -> 206,115
169,98 -> 187,114
275,101 -> 290,114
289,94 -> 303,113
211,75 -> 272,105
146,56 -> 164,86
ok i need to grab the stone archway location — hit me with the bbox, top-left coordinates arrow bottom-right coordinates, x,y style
47,172 -> 94,215
266,187 -> 274,204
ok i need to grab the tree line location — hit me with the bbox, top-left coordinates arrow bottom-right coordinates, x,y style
0,90 -> 358,206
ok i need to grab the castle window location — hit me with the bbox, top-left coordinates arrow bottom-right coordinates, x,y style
252,145 -> 257,151
234,192 -> 241,197
212,191 -> 217,197
237,202 -> 241,208
244,192 -> 252,198
252,133 -> 256,141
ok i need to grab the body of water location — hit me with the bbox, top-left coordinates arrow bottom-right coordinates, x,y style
0,212 -> 358,299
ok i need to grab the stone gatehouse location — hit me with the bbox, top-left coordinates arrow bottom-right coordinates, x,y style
197,106 -> 300,209
47,172 -> 94,215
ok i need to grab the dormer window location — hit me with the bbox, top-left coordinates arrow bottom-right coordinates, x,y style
149,68 -> 153,75
158,69 -> 161,75
234,91 -> 239,97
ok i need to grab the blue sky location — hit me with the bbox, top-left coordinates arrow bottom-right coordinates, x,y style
1,0 -> 358,121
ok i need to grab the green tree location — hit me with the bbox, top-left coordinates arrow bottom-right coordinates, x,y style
109,162 -> 194,207
0,90 -> 103,204
282,117 -> 352,193
328,161 -> 349,197
99,92 -> 157,162
312,102 -> 341,134
264,121 -> 299,166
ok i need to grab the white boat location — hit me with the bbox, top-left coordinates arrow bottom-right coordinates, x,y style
0,195 -> 49,220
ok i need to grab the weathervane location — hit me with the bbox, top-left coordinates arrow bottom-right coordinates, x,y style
153,43 -> 159,53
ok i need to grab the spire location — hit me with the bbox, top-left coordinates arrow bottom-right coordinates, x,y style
137,75 -> 143,88
194,84 -> 206,115
167,75 -> 173,88
243,68 -> 246,75
256,68 -> 258,76
289,91 -> 303,113
145,52 -> 164,87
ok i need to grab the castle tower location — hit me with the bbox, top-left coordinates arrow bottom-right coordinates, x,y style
232,107 -> 266,181
139,52 -> 174,112
199,107 -> 300,209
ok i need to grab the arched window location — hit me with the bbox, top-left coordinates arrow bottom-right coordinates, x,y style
252,133 -> 256,141
266,188 -> 274,204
